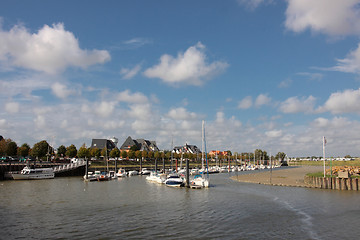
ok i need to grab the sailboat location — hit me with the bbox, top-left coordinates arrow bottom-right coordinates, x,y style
190,120 -> 210,188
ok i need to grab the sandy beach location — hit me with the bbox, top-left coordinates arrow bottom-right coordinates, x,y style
231,166 -> 323,187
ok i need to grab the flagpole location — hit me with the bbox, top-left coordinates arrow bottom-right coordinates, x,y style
323,136 -> 326,177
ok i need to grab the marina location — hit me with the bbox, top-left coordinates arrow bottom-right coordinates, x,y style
1,170 -> 360,239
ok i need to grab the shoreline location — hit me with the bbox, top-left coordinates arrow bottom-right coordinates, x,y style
231,166 -> 323,188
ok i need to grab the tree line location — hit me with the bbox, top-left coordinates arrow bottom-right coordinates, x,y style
0,138 -> 288,163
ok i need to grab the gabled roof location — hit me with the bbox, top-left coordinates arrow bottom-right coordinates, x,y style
91,139 -> 116,150
173,144 -> 201,154
120,136 -> 138,150
120,136 -> 159,151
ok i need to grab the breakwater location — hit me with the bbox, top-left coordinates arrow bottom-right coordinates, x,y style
305,176 -> 360,190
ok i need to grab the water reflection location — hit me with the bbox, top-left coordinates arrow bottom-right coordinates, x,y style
1,172 -> 360,239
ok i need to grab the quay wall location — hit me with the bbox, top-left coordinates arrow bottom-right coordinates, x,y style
305,176 -> 360,191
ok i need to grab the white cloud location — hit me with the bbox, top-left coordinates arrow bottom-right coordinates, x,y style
279,96 -> 316,113
278,78 -> 293,88
120,64 -> 141,79
82,101 -> 117,118
332,43 -> 360,74
0,22 -> 110,74
237,0 -> 273,10
0,119 -> 7,127
255,94 -> 271,107
144,42 -> 228,86
51,82 -> 76,99
285,0 -> 360,36
238,96 -> 252,109
167,107 -> 198,121
117,90 -> 148,104
5,102 -> 19,113
320,88 -> 360,114
265,129 -> 282,138
297,72 -> 323,81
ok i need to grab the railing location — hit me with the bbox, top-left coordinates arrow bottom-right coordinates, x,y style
53,160 -> 87,173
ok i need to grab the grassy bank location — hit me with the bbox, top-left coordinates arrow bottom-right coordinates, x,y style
289,159 -> 360,167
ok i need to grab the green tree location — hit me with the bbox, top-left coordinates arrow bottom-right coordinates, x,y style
275,152 -> 286,161
148,151 -> 154,160
165,151 -> 171,160
6,141 -> 18,156
130,145 -> 140,151
90,147 -> 101,159
121,150 -> 128,159
32,140 -> 50,159
18,143 -> 30,157
0,139 -> 7,156
154,151 -> 160,160
77,146 -> 90,159
101,147 -> 109,159
0,138 -> 13,156
57,145 -> 66,157
135,150 -> 142,160
66,144 -> 77,158
142,151 -> 148,160
128,150 -> 136,159
110,148 -> 120,159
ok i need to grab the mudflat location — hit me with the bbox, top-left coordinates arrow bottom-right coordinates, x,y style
231,166 -> 323,187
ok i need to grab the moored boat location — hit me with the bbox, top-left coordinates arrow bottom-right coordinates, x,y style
146,171 -> 166,184
164,174 -> 184,187
190,174 -> 209,188
116,168 -> 127,177
128,170 -> 139,176
12,166 -> 54,180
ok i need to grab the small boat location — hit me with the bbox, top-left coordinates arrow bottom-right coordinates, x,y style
108,170 -> 117,179
116,168 -> 127,177
128,170 -> 139,176
84,171 -> 97,181
190,168 -> 199,175
146,171 -> 166,184
12,166 -> 54,180
164,174 -> 184,187
97,171 -> 110,181
190,174 -> 209,188
141,168 -> 151,175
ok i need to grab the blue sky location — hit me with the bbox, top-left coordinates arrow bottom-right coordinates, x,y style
1,0 -> 360,157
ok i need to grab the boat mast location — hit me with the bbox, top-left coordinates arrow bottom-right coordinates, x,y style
202,120 -> 209,177
202,121 -> 205,170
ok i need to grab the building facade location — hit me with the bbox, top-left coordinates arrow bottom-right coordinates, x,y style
119,136 -> 159,152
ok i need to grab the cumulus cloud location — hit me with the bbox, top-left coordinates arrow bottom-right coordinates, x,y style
120,64 -> 141,79
5,102 -> 19,113
0,22 -> 110,74
255,94 -> 271,107
144,42 -> 228,86
319,88 -> 360,114
82,101 -> 117,118
279,96 -> 316,113
167,107 -> 198,121
51,82 -> 76,99
238,96 -> 252,109
265,129 -> 282,138
285,0 -> 360,36
117,90 -> 148,104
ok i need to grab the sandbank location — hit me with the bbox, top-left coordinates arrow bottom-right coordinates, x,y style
231,166 -> 323,188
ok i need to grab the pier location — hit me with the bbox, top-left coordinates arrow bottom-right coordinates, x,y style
0,160 -> 87,180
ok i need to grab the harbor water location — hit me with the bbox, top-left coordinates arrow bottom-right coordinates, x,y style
1,171 -> 360,239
